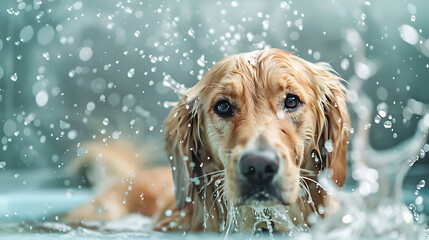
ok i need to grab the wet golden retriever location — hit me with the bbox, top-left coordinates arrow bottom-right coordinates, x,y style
66,49 -> 350,233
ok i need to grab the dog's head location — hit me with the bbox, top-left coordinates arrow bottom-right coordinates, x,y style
165,49 -> 349,211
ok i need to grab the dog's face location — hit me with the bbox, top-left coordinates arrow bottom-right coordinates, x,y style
202,54 -> 318,206
165,49 -> 349,211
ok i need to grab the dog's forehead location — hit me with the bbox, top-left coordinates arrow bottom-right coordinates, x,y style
212,56 -> 300,95
199,50 -> 316,107
243,50 -> 260,67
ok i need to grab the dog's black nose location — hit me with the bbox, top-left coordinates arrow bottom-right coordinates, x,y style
239,150 -> 279,185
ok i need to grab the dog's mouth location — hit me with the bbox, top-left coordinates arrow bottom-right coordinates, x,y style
239,183 -> 285,206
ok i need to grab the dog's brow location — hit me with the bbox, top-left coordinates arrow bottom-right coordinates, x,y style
212,78 -> 245,98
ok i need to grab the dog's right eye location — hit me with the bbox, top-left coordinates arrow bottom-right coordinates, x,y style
284,94 -> 301,111
214,100 -> 233,118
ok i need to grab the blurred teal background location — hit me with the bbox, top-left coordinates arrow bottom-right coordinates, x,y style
0,0 -> 428,216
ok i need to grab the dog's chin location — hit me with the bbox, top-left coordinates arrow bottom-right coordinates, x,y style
240,196 -> 284,207
237,186 -> 289,207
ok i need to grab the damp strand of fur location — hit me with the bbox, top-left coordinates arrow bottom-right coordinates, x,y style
299,169 -> 319,177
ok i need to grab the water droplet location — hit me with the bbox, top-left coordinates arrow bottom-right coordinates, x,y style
20,25 -> 34,42
377,102 -> 388,118
91,77 -> 106,94
324,139 -> 334,153
415,196 -> 423,205
215,179 -> 222,187
10,73 -> 18,82
68,130 -> 77,140
342,214 -> 353,224
399,25 -> 418,45
102,118 -> 109,126
0,161 -> 6,169
165,209 -> 172,216
262,20 -> 270,30
374,115 -> 381,124
417,180 -> 425,189
112,131 -> 121,139
108,93 -> 121,106
197,55 -> 205,67
122,94 -> 136,108
419,149 -> 425,159
73,1 -> 83,10
355,62 -> 371,80
86,101 -> 95,111
42,52 -> 50,60
134,30 -> 140,37
276,110 -> 285,119
36,91 -> 49,107
340,58 -> 350,70
383,121 -> 392,129
187,28 -> 195,38
37,24 -> 55,45
127,68 -> 135,78
3,120 -> 16,137
79,47 -> 93,61
280,1 -> 290,10
410,15 -> 416,22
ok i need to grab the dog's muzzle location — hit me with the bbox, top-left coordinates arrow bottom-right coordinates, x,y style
238,149 -> 282,204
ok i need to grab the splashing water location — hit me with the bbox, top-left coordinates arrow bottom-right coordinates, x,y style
1,1 -> 429,239
300,13 -> 429,236
308,83 -> 429,240
162,74 -> 187,96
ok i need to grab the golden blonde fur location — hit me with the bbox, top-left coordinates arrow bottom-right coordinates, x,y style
67,49 -> 350,233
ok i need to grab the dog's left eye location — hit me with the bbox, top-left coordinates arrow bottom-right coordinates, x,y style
214,100 -> 233,118
284,94 -> 301,110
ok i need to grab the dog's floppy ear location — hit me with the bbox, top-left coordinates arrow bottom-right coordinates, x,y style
293,56 -> 350,187
313,63 -> 350,187
164,92 -> 204,210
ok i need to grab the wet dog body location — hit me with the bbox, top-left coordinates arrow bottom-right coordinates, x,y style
67,49 -> 350,233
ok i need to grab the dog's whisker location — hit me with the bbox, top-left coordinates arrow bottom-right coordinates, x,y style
200,169 -> 225,177
201,175 -> 226,227
197,174 -> 225,194
204,185 -> 227,226
300,176 -> 328,192
299,181 -> 318,214
223,203 -> 237,238
301,182 -> 317,212
183,171 -> 225,192
193,170 -> 225,180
